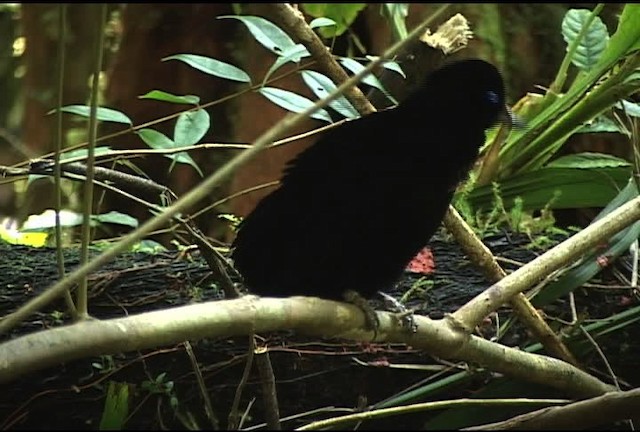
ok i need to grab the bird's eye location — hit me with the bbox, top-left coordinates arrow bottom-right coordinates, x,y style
486,90 -> 500,105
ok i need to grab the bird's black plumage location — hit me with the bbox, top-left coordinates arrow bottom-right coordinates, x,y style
231,59 -> 507,301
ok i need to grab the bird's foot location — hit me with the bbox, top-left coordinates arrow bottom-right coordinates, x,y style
378,291 -> 418,333
343,289 -> 380,337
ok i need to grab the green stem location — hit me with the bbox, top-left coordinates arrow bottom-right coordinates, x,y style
77,4 -> 107,319
549,4 -> 605,95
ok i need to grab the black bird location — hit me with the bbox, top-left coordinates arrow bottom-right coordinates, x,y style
231,59 -> 509,306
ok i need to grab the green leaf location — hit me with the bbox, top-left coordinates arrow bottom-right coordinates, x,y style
300,70 -> 360,119
263,43 -> 310,84
138,128 -> 175,150
171,152 -> 203,177
163,54 -> 251,83
91,211 -> 139,228
366,56 -> 407,78
139,90 -> 200,105
562,9 -> 609,71
613,4 -> 640,56
258,87 -> 332,123
130,239 -> 167,253
576,304 -> 640,341
138,128 -> 204,177
218,15 -> 295,55
174,109 -> 210,146
381,3 -> 409,41
55,105 -> 132,125
309,17 -> 337,29
615,99 -> 640,117
465,155 -> 632,212
497,4 -> 640,175
576,115 -> 625,134
589,4 -> 640,73
175,152 -> 204,177
546,152 -> 630,169
302,4 -> 367,38
99,381 -> 130,431
338,56 -> 398,105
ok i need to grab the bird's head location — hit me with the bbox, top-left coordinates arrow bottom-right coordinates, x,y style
413,58 -> 513,131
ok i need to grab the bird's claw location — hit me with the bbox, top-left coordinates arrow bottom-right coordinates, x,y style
378,291 -> 418,333
344,289 -> 380,339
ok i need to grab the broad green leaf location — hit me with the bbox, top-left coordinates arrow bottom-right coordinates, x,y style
309,17 -> 337,29
381,61 -> 406,79
263,43 -> 311,84
138,128 -> 203,175
99,381 -> 130,430
258,87 -> 332,123
609,3 -> 640,57
562,9 -> 609,71
579,4 -> 640,79
497,4 -> 640,175
615,99 -> 640,117
366,56 -> 407,78
300,70 -> 360,119
139,90 -> 200,105
338,56 -> 398,105
172,152 -> 204,177
381,3 -> 409,41
302,4 -> 367,37
546,152 -> 630,169
174,109 -> 210,146
163,54 -> 251,83
131,239 -> 168,253
576,115 -> 625,134
170,152 -> 203,177
218,15 -> 295,55
138,128 -> 175,150
625,70 -> 640,85
465,157 -> 632,212
91,211 -> 139,228
55,105 -> 132,125
139,128 -> 203,176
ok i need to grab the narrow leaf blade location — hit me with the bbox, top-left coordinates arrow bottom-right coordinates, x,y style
163,54 -> 251,83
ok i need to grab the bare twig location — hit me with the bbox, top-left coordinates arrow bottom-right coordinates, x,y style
53,4 -> 77,319
184,341 -> 219,429
453,197 -> 640,328
268,3 -> 375,116
465,388 -> 640,430
77,4 -> 107,319
444,209 -> 580,366
228,336 -> 255,430
298,398 -> 569,431
256,346 -> 281,430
